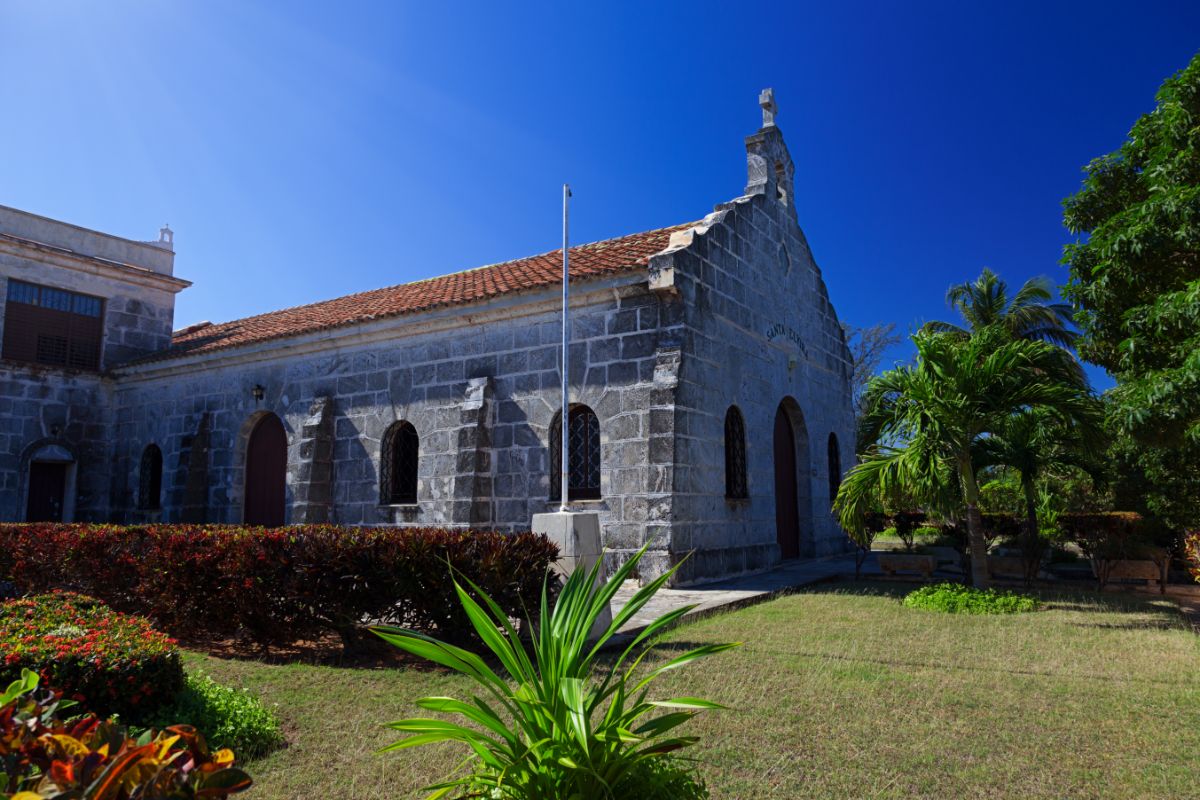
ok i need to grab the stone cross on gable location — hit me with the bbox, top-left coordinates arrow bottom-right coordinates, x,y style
759,88 -> 777,127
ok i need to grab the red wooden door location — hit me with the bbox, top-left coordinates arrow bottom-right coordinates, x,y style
27,462 -> 67,522
244,414 -> 287,527
774,406 -> 800,559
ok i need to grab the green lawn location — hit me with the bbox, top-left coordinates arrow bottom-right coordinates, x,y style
192,583 -> 1200,799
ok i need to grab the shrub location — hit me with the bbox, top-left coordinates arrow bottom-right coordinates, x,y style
890,510 -> 927,551
150,673 -> 283,759
1057,512 -> 1160,589
372,545 -> 737,799
903,583 -> 1041,614
0,524 -> 558,652
0,669 -> 251,799
1187,531 -> 1200,584
0,592 -> 182,720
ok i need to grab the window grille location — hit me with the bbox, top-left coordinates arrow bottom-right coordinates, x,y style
725,406 -> 749,499
381,421 -> 419,504
549,405 -> 601,501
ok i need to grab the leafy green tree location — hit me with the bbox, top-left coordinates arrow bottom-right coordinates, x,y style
973,406 -> 1105,547
1062,51 -> 1200,534
922,268 -> 1078,347
836,327 -> 1095,587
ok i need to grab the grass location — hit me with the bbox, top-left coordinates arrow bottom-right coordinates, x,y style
191,583 -> 1200,799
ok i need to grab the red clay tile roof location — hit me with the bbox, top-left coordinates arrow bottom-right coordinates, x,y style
136,221 -> 695,364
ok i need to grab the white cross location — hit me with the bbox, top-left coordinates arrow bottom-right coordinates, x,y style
759,88 -> 777,127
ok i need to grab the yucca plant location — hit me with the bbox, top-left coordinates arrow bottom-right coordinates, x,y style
371,545 -> 738,799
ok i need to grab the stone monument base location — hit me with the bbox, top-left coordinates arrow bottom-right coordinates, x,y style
531,511 -> 613,639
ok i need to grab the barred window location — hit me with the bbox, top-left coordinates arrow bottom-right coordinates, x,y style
381,421 -> 419,505
549,405 -> 601,501
827,432 -> 842,505
724,406 -> 748,499
138,444 -> 163,511
3,280 -> 103,370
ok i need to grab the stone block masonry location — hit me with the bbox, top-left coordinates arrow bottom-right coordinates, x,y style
108,279 -> 681,575
0,98 -> 856,587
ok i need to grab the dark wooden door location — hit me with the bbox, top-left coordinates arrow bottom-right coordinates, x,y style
774,406 -> 800,559
244,414 -> 287,527
27,462 -> 67,522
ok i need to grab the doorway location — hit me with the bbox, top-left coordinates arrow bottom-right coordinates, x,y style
773,405 -> 800,559
27,462 -> 68,522
244,413 -> 287,527
773,398 -> 813,559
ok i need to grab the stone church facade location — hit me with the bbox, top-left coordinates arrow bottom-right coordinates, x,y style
0,100 -> 855,584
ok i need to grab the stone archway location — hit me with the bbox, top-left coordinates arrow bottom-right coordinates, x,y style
773,398 -> 813,559
243,413 -> 287,527
20,441 -> 78,522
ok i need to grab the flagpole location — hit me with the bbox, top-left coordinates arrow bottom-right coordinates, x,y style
560,183 -> 571,513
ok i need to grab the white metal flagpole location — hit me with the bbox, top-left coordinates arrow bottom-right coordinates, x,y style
560,184 -> 571,512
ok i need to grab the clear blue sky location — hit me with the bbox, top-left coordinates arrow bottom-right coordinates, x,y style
4,1 -> 1198,388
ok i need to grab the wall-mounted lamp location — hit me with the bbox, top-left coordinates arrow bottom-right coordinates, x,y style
251,385 -> 265,402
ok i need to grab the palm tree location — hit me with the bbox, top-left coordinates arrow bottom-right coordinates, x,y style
835,327 -> 1095,588
973,407 -> 1105,551
922,268 -> 1077,347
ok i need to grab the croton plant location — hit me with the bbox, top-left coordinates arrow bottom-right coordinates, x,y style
0,669 -> 251,800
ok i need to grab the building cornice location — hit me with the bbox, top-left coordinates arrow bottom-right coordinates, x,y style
0,235 -> 191,294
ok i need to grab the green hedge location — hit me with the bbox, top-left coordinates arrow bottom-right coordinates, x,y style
0,591 -> 183,719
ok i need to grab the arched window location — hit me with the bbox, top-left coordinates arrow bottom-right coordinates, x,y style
827,432 -> 842,505
138,444 -> 163,511
724,406 -> 748,499
549,405 -> 601,501
381,421 -> 419,505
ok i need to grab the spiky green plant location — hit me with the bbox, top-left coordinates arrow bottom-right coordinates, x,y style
372,546 -> 738,799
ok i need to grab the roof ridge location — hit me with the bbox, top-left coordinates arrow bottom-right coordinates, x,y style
170,220 -> 698,333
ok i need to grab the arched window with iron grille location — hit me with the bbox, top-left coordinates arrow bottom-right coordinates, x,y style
138,444 -> 163,511
724,406 -> 748,499
827,432 -> 842,505
381,421 -> 419,505
549,405 -> 601,501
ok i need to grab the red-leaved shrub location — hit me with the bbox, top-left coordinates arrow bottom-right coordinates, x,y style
0,591 -> 182,719
0,525 -> 558,651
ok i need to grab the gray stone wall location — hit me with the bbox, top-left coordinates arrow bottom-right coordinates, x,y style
108,281 -> 678,567
0,364 -> 113,522
646,126 -> 856,584
0,122 -> 855,589
0,251 -> 181,369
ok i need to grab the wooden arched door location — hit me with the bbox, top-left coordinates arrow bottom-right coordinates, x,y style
244,413 -> 287,527
774,405 -> 800,559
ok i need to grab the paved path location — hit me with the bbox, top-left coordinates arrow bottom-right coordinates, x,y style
608,553 -> 865,644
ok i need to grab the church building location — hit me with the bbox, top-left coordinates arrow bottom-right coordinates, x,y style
0,95 -> 855,584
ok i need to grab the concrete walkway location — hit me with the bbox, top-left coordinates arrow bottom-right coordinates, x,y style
609,553 -> 864,644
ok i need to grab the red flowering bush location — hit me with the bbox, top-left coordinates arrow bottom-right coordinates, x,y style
0,525 -> 558,652
0,592 -> 182,720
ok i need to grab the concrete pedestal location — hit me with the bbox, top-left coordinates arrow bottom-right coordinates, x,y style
531,511 -> 613,639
